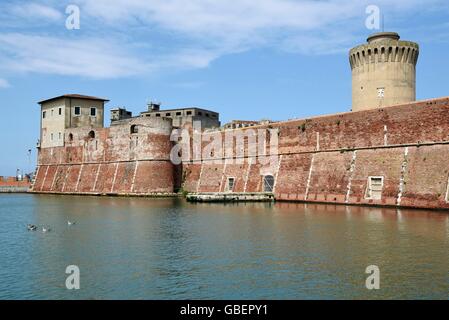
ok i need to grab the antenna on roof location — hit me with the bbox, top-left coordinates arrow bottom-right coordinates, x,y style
147,100 -> 161,111
382,13 -> 385,32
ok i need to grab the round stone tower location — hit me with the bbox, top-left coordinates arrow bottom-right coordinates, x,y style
349,32 -> 419,112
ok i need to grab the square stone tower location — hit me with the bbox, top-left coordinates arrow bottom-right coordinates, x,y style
38,94 -> 109,148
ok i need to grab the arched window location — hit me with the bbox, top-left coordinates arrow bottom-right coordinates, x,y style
130,125 -> 138,134
88,131 -> 95,139
263,175 -> 275,193
68,133 -> 73,141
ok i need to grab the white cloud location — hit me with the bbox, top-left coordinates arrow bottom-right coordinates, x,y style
78,0 -> 360,49
0,78 -> 10,88
9,3 -> 63,21
0,0 -> 448,79
0,32 -> 228,79
0,33 -> 148,79
77,0 -> 447,50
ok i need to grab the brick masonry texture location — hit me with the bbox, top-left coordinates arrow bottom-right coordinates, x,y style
32,98 -> 449,209
32,117 -> 175,195
182,98 -> 449,210
0,176 -> 31,192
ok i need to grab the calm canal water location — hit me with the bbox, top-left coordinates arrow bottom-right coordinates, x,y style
0,194 -> 448,300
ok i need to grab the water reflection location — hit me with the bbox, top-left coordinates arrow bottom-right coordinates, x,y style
0,194 -> 448,300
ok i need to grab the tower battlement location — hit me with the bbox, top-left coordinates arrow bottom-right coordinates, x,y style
349,32 -> 419,112
349,32 -> 419,69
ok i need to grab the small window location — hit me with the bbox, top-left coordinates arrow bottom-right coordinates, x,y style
225,177 -> 235,192
198,111 -> 202,116
166,113 -> 171,116
88,131 -> 95,139
74,106 -> 81,115
186,111 -> 192,115
156,113 -> 161,117
42,111 -> 46,119
176,112 -> 182,116
68,133 -> 73,141
377,87 -> 385,99
206,113 -> 210,117
90,107 -> 97,117
130,125 -> 138,134
263,175 -> 275,193
445,177 -> 449,203
365,176 -> 384,200
51,109 -> 54,116
58,132 -> 62,140
50,133 -> 54,141
58,107 -> 62,115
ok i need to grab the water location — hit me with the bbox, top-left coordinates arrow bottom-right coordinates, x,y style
0,194 -> 448,300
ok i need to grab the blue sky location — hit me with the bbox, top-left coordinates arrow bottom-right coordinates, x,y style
0,0 -> 449,175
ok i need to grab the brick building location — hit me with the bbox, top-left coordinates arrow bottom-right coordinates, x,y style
31,32 -> 449,210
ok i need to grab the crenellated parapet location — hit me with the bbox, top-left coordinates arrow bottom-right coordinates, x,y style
349,32 -> 419,69
349,32 -> 419,112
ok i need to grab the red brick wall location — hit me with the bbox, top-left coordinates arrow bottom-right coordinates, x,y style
32,117 -> 175,195
275,154 -> 313,201
401,145 -> 449,208
182,98 -> 449,209
0,176 -> 31,188
33,97 -> 449,209
182,163 -> 201,192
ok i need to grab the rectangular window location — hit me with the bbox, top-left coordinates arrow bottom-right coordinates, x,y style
263,175 -> 275,193
446,177 -> 449,203
90,107 -> 96,117
365,176 -> 384,200
42,111 -> 46,119
58,107 -> 62,115
186,111 -> 192,115
166,113 -> 171,116
176,112 -> 182,116
51,133 -> 54,141
74,106 -> 81,115
156,113 -> 161,117
226,177 -> 235,192
377,87 -> 385,99
58,132 -> 61,140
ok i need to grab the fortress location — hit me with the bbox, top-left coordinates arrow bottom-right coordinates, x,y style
31,33 -> 449,210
